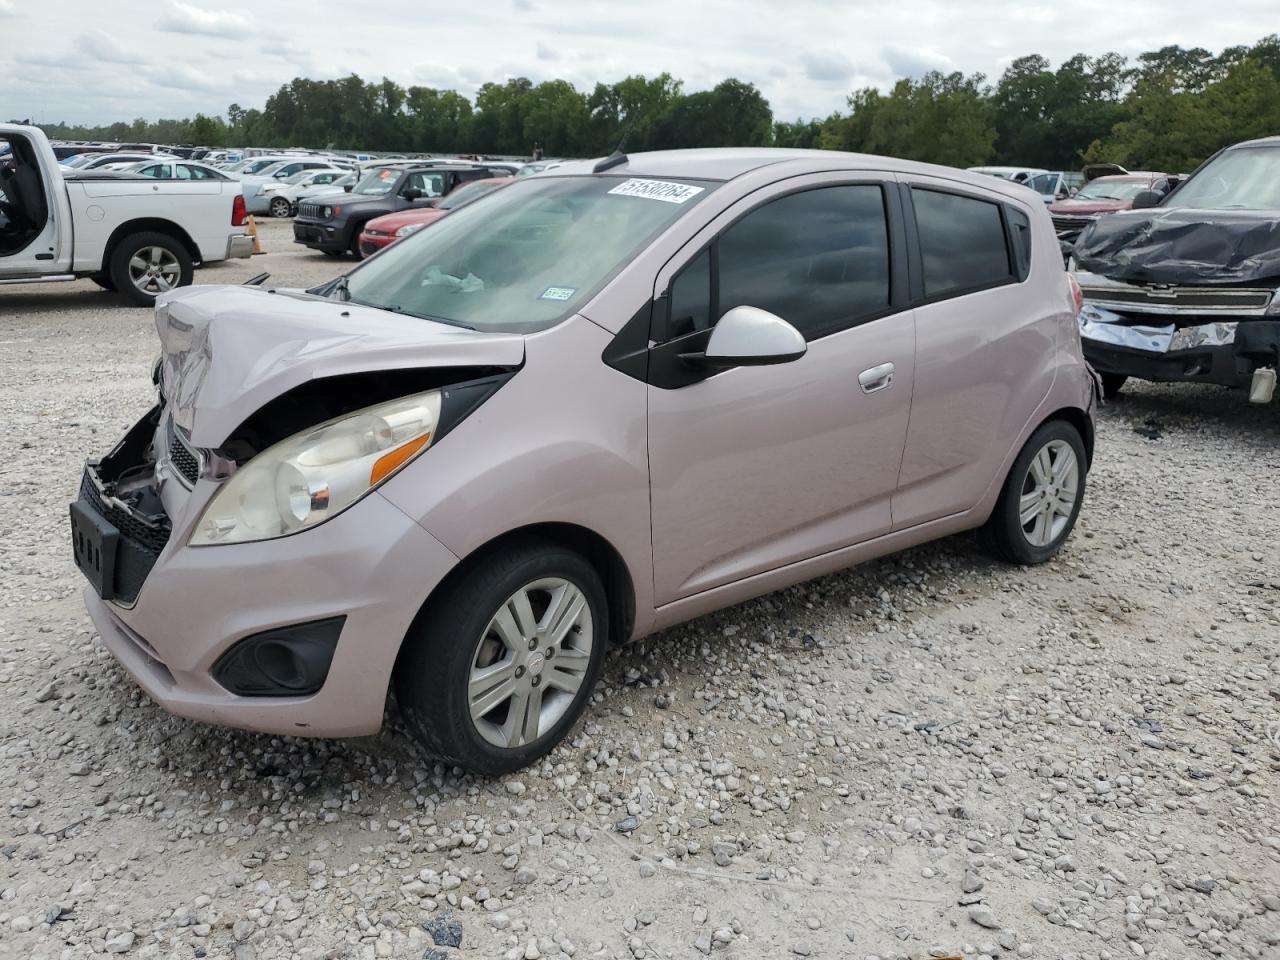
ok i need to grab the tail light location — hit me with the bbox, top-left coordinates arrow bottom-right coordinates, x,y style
232,194 -> 247,227
1068,274 -> 1084,314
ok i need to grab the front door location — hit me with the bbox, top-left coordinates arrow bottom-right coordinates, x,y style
0,129 -> 67,278
647,176 -> 916,605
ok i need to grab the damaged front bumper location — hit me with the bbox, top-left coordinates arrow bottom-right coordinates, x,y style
1075,271 -> 1280,400
72,404 -> 462,737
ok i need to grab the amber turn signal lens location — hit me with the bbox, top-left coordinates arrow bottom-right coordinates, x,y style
370,434 -> 431,485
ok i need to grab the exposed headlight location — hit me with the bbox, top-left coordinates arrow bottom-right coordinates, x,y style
190,391 -> 441,546
395,223 -> 426,238
322,206 -> 337,218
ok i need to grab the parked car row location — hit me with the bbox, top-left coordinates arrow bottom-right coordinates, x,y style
293,163 -> 512,255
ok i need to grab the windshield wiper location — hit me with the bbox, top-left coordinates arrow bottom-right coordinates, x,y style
382,303 -> 476,330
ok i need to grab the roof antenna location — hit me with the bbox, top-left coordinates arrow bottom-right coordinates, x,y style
593,126 -> 630,173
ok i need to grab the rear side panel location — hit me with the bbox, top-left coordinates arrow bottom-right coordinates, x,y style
64,177 -> 238,270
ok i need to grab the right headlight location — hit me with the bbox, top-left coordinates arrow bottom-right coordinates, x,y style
396,223 -> 426,238
189,391 -> 441,546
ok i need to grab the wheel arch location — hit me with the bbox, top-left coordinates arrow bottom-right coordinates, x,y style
1041,405 -> 1094,468
395,522 -> 637,681
102,219 -> 202,271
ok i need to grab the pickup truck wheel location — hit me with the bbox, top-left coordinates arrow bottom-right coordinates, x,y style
89,273 -> 116,292
109,232 -> 194,307
269,197 -> 293,218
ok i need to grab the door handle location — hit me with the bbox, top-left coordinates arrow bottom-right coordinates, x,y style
858,362 -> 895,394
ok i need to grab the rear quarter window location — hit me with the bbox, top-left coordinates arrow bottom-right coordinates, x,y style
911,188 -> 1013,299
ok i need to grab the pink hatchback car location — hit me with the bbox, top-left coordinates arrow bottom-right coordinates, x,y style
71,149 -> 1097,774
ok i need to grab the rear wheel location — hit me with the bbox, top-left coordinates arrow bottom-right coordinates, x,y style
269,196 -> 293,218
108,231 -> 193,306
1100,372 -> 1128,398
981,420 -> 1087,565
395,539 -> 608,775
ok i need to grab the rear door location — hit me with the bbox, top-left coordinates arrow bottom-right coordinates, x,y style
646,173 -> 916,604
0,127 -> 71,278
891,176 -> 1054,528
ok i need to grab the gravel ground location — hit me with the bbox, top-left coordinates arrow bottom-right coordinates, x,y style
2,218 -> 1278,960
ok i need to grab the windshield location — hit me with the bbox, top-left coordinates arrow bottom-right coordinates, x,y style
63,154 -> 97,168
344,175 -> 715,334
1075,180 -> 1151,202
1025,173 -> 1062,195
241,159 -> 279,175
353,168 -> 403,196
437,180 -> 504,210
283,170 -> 314,184
1164,147 -> 1280,210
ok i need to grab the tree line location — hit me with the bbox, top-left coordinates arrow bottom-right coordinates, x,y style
34,35 -> 1280,173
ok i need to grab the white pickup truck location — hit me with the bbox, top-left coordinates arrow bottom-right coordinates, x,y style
0,124 -> 252,305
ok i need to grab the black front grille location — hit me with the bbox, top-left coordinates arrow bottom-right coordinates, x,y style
297,202 -> 323,220
79,471 -> 170,604
166,416 -> 200,485
1052,215 -> 1094,233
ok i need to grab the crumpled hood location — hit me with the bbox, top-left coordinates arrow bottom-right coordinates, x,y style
156,285 -> 525,447
1074,207 -> 1280,285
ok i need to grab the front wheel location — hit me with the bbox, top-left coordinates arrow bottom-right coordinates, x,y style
269,196 -> 293,218
981,420 -> 1087,565
395,539 -> 608,775
108,231 -> 194,306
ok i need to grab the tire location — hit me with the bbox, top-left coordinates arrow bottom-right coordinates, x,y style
89,273 -> 116,292
269,196 -> 292,219
108,231 -> 194,307
1100,372 -> 1128,398
322,250 -> 343,257
981,419 -> 1087,565
395,538 -> 609,775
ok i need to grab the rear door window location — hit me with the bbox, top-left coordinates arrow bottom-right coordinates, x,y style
911,188 -> 1013,299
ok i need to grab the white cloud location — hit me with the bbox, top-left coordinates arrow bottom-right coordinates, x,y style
157,0 -> 250,38
75,29 -> 147,65
801,51 -> 854,85
3,0 -> 1279,128
881,44 -> 956,79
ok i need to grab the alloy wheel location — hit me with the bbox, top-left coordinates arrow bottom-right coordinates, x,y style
468,577 -> 594,749
270,197 -> 292,218
1018,438 -> 1079,547
127,246 -> 181,296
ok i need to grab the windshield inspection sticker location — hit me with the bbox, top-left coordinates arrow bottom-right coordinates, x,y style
539,286 -> 577,301
607,178 -> 705,204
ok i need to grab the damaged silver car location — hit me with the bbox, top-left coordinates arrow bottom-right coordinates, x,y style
1071,136 -> 1280,403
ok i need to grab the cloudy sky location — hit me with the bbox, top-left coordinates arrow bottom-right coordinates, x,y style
1,0 -> 1275,125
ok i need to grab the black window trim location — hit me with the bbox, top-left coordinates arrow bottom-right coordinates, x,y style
900,182 -> 1023,307
654,179 -> 909,346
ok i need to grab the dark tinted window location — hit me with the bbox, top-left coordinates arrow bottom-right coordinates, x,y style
912,188 -> 1012,298
668,248 -> 712,339
1007,207 -> 1031,280
716,185 -> 890,339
